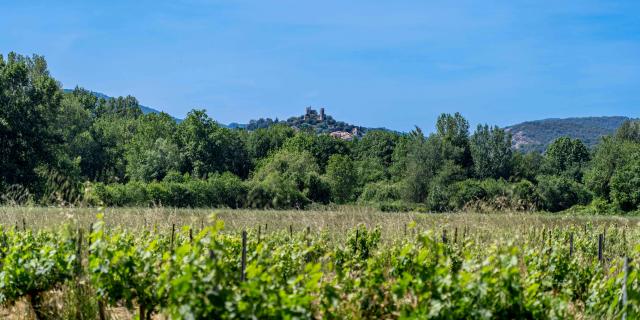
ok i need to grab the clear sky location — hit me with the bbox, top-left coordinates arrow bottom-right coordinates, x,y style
2,0 -> 639,132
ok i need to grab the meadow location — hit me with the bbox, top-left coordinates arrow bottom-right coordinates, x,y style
1,206 -> 639,319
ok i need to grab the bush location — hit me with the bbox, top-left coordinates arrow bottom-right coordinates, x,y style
247,175 -> 309,209
536,175 -> 591,212
610,162 -> 640,211
358,181 -> 402,203
87,173 -> 248,208
512,180 -> 538,211
449,180 -> 486,210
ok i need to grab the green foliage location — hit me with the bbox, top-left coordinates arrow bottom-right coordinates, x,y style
89,173 -> 248,208
615,120 -> 640,143
3,218 -> 640,318
247,149 -> 320,208
178,110 -> 250,179
246,124 -> 295,160
512,151 -> 544,182
325,154 -> 357,203
352,130 -> 400,169
89,217 -> 166,317
508,116 -> 630,152
470,124 -> 512,179
536,175 -> 591,212
585,137 -> 640,200
7,53 -> 640,213
283,132 -> 350,171
358,180 -> 402,203
0,227 -> 77,312
435,112 -> 473,169
401,129 -> 444,203
0,53 -> 62,187
610,159 -> 640,211
125,113 -> 182,182
544,137 -> 590,179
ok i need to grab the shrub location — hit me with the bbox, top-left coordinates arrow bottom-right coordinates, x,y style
536,175 -> 591,212
512,180 -> 538,211
358,181 -> 402,204
610,162 -> 640,211
449,179 -> 486,210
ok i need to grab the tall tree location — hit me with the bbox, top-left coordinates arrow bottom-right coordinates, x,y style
325,154 -> 357,203
352,130 -> 400,169
0,53 -> 62,187
125,113 -> 181,182
435,112 -> 473,170
470,124 -> 512,179
178,110 -> 250,178
544,137 -> 590,179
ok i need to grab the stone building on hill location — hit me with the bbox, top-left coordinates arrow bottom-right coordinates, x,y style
304,106 -> 326,121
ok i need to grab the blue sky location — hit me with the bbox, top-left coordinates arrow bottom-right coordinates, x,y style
2,0 -> 639,132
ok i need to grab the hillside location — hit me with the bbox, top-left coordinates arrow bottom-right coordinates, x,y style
505,116 -> 632,152
63,89 -> 181,122
240,107 -> 390,139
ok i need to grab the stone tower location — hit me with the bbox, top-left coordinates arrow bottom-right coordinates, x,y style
319,108 -> 325,121
304,106 -> 312,120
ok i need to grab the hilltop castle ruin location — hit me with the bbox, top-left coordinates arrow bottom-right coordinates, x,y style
304,106 -> 325,121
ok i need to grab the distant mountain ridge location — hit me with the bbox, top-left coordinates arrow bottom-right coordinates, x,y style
505,116 -> 633,152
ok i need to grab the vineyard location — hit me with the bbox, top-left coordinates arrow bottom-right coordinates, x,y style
0,208 -> 639,319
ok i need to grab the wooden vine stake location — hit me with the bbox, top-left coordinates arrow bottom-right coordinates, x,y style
569,232 -> 574,257
88,222 -> 94,247
289,225 -> 293,238
170,223 -> 176,251
597,234 -> 603,263
241,230 -> 247,282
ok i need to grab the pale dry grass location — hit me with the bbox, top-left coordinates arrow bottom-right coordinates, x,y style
1,205 -> 638,242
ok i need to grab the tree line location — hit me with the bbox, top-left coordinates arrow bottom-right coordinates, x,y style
2,52 -> 640,213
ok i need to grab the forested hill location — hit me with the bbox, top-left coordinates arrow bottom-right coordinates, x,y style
506,116 -> 633,152
62,89 -> 181,122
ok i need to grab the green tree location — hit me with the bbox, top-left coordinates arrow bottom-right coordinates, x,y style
125,113 -> 181,182
90,115 -> 139,182
283,132 -> 350,171
248,149 -> 322,208
0,53 -> 62,188
178,110 -> 250,178
610,158 -> 640,211
352,130 -> 400,169
536,175 -> 591,212
584,137 -> 640,200
511,151 -> 544,182
435,112 -> 472,170
401,128 -> 444,203
246,124 -> 295,160
470,124 -> 512,179
325,154 -> 357,203
544,137 -> 590,179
